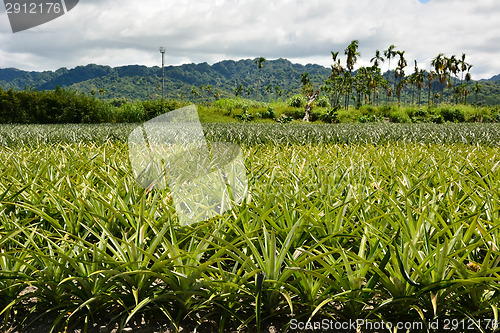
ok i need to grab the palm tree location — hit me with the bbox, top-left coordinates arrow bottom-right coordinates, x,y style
426,71 -> 436,106
410,60 -> 419,105
234,84 -> 243,97
370,50 -> 385,68
191,86 -> 198,99
328,51 -> 343,109
384,45 -> 397,74
416,69 -> 425,105
206,85 -> 212,101
446,55 -> 459,103
331,51 -> 340,63
464,64 -> 473,104
344,40 -> 360,110
395,51 -> 407,106
384,45 -> 397,104
255,57 -> 266,100
369,52 -> 384,106
464,66 -> 472,104
345,40 -> 360,72
459,54 -> 472,104
473,82 -> 481,104
431,54 -> 446,104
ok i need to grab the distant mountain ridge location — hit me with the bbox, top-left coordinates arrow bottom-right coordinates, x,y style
0,59 -> 330,101
484,74 -> 500,82
1,59 -> 499,104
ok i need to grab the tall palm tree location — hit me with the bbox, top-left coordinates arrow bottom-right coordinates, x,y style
459,54 -> 472,104
255,57 -> 266,100
395,51 -> 407,106
328,51 -> 343,109
473,82 -> 481,104
369,51 -> 384,105
416,69 -> 425,105
384,45 -> 397,74
426,71 -> 436,106
370,50 -> 385,68
344,40 -> 360,110
345,40 -> 360,72
384,45 -> 397,104
446,55 -> 459,103
431,54 -> 446,104
331,51 -> 340,63
459,53 -> 470,84
410,60 -> 419,105
465,65 -> 473,104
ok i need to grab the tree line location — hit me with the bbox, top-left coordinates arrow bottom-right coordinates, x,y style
0,86 -> 183,124
297,41 -> 482,113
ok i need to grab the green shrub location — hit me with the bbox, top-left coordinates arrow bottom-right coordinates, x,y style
213,97 -> 267,111
276,114 -> 293,123
440,107 -> 465,122
141,99 -> 183,120
389,110 -> 411,123
236,106 -> 254,122
358,114 -> 379,123
379,104 -> 398,116
263,107 -> 276,119
287,94 -> 306,108
315,96 -> 330,108
320,107 -> 340,123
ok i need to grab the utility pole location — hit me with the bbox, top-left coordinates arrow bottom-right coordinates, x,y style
159,47 -> 166,101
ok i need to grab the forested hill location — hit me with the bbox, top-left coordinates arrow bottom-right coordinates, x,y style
0,59 -> 330,101
1,58 -> 500,104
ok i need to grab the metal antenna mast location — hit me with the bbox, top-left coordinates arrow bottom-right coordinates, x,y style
159,47 -> 166,100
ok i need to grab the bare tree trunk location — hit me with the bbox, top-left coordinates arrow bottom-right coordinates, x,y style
303,90 -> 320,122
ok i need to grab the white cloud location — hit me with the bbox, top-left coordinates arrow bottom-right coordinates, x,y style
0,0 -> 499,79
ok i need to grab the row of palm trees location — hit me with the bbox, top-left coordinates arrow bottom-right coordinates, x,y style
321,41 -> 475,110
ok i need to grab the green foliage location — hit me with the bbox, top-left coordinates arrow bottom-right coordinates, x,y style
2,128 -> 500,330
389,109 -> 412,123
276,114 -> 293,123
141,99 -> 184,120
236,106 -> 254,122
320,107 -> 340,123
0,86 -> 188,124
0,86 -> 103,123
1,85 -> 499,125
315,95 -> 330,108
357,114 -> 379,123
287,94 -> 306,108
212,97 -> 266,112
438,107 -> 465,122
262,107 -> 276,119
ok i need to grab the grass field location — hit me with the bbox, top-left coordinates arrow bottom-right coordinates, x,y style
1,123 -> 500,332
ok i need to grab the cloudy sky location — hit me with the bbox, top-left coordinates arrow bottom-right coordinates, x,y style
0,0 -> 499,79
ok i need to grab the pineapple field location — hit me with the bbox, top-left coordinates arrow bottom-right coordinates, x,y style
1,122 -> 500,332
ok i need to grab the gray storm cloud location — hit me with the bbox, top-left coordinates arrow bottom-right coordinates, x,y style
0,0 -> 499,79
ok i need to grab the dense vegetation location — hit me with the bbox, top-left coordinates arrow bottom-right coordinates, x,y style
2,85 -> 500,125
0,86 -> 185,124
1,123 -> 500,332
1,57 -> 500,105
